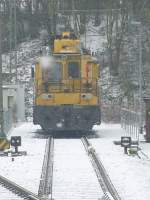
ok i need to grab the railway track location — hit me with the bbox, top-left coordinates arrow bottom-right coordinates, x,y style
0,174 -> 40,200
0,184 -> 23,200
81,136 -> 121,200
0,137 -> 54,200
38,136 -> 54,200
0,134 -> 121,200
38,135 -> 121,200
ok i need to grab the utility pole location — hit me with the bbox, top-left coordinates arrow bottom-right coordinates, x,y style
0,14 -> 5,137
9,0 -> 13,82
138,24 -> 143,137
72,0 -> 76,33
85,14 -> 87,48
14,0 -> 17,83
48,0 -> 57,34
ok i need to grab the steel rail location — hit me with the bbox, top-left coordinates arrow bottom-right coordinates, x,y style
81,136 -> 121,200
0,174 -> 40,200
38,136 -> 54,200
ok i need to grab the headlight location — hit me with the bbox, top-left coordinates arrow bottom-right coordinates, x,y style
81,93 -> 92,100
42,93 -> 54,99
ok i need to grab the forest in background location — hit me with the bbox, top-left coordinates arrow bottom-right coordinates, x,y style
0,0 -> 150,72
0,0 -> 150,121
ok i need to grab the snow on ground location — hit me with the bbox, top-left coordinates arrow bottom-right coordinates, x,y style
53,139 -> 103,200
92,123 -> 150,200
0,122 -> 150,200
0,123 -> 46,195
8,123 -> 41,139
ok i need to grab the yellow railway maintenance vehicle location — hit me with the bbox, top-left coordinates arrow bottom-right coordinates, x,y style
33,32 -> 101,133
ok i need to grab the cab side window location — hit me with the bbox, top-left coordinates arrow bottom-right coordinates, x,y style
68,62 -> 79,78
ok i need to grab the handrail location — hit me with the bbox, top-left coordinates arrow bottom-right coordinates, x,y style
35,78 -> 98,95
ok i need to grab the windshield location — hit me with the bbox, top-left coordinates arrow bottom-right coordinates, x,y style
42,59 -> 62,82
68,62 -> 80,78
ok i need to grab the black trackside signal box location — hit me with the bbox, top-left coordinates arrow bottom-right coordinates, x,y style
121,137 -> 131,148
11,136 -> 21,146
11,136 -> 21,153
121,136 -> 131,154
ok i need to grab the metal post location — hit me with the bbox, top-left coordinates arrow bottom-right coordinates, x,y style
124,147 -> 128,154
72,0 -> 76,34
14,0 -> 17,83
85,14 -> 87,48
0,15 -> 5,137
130,21 -> 143,145
138,25 -> 143,138
9,0 -> 13,81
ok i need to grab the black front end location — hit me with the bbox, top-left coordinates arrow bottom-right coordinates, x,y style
33,105 -> 101,133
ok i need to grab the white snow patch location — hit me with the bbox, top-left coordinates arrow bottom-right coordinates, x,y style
92,123 -> 150,200
53,139 -> 103,200
0,123 -> 46,194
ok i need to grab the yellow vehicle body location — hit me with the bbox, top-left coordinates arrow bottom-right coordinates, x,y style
33,32 -> 101,133
35,55 -> 99,106
54,32 -> 80,54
